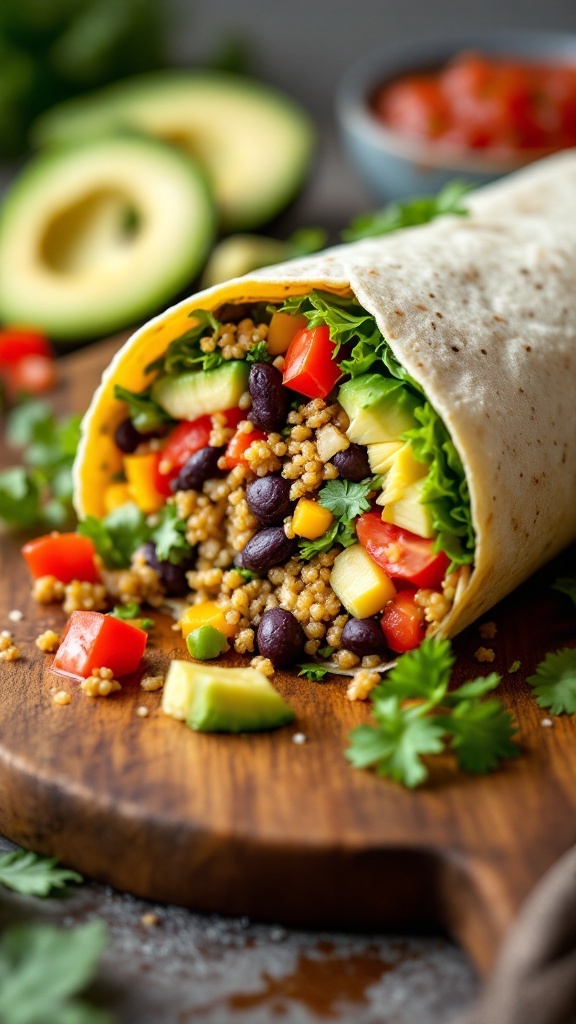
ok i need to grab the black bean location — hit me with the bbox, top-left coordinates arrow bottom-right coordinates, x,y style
246,474 -> 293,525
142,541 -> 194,598
114,418 -> 144,454
341,617 -> 388,658
241,527 -> 298,573
257,608 -> 305,668
248,363 -> 289,432
332,444 -> 372,482
171,445 -> 224,492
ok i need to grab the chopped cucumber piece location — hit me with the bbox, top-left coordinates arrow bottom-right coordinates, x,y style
153,361 -> 249,420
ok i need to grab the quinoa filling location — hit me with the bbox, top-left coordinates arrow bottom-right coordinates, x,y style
79,292 -> 475,670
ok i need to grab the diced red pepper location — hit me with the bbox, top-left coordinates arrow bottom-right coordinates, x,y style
222,425 -> 266,469
0,329 -> 53,366
22,533 -> 100,584
52,611 -> 147,680
381,590 -> 426,654
282,325 -> 342,399
4,355 -> 57,396
158,408 -> 244,480
356,512 -> 450,589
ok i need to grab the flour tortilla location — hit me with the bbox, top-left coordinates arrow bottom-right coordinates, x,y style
74,150 -> 576,638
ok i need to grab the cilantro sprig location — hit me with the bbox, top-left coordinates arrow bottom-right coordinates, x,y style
79,502 -> 192,570
298,519 -> 356,561
0,400 -> 81,529
527,648 -> 576,715
318,476 -> 379,521
342,180 -> 471,242
0,850 -> 82,898
0,920 -> 112,1024
298,663 -> 329,682
108,604 -> 154,631
112,385 -> 172,434
347,638 -> 518,787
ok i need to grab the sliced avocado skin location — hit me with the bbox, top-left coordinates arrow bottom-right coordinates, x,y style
153,361 -> 249,420
162,659 -> 295,733
338,374 -> 419,444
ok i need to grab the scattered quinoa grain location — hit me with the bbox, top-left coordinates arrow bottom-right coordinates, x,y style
81,667 -> 121,697
63,580 -> 107,615
140,675 -> 164,692
53,691 -> 71,706
32,575 -> 65,604
347,669 -> 381,702
0,643 -> 21,662
35,630 -> 61,653
292,732 -> 307,745
8,609 -> 23,623
474,647 -> 496,663
250,655 -> 274,677
541,718 -> 553,728
140,912 -> 160,927
136,706 -> 150,718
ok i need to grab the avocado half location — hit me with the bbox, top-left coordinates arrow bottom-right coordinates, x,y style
31,71 -> 315,231
0,135 -> 215,340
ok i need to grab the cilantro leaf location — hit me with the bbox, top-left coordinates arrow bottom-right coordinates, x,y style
342,180 -> 471,242
318,477 -> 376,521
527,648 -> 576,715
78,503 -> 150,570
347,638 -> 518,786
246,340 -> 273,364
443,698 -> 518,773
347,698 -> 445,788
236,568 -> 260,582
383,637 -> 454,703
0,850 -> 82,897
298,518 -> 356,561
298,663 -> 329,681
1,401 -> 81,529
113,385 -> 171,434
150,504 -> 192,565
0,920 -> 112,1024
552,577 -> 576,609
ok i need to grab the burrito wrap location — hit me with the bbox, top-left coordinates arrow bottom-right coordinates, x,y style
74,151 -> 576,639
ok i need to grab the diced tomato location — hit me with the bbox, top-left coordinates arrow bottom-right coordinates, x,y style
52,611 -> 147,680
223,425 -> 267,469
282,325 -> 342,399
5,355 -> 57,396
22,533 -> 100,584
158,408 -> 244,479
0,329 -> 53,366
381,591 -> 426,654
356,512 -> 450,589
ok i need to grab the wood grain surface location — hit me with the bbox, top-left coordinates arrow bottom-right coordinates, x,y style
1,336 -> 575,974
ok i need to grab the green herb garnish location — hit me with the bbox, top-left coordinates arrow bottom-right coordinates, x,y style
298,519 -> 356,561
150,504 -> 191,565
246,339 -> 273,364
342,180 -> 471,242
527,648 -> 576,715
0,920 -> 112,1024
113,385 -> 172,433
298,663 -> 329,681
0,850 -> 82,897
0,400 -> 81,529
318,476 -> 378,522
347,638 -> 518,787
508,660 -> 522,674
236,568 -> 260,582
145,309 -> 225,377
78,502 -> 149,570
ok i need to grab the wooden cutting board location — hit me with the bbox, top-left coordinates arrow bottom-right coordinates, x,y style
1,336 -> 575,974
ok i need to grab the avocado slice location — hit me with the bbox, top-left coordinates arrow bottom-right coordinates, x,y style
31,71 -> 315,231
162,660 -> 295,733
338,375 -> 419,445
202,235 -> 290,288
153,361 -> 249,420
0,135 -> 215,340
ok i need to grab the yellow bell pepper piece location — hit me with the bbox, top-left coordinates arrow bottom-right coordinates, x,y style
103,482 -> 133,514
330,544 -> 396,618
124,452 -> 166,514
180,601 -> 236,640
291,498 -> 334,540
267,312 -> 308,355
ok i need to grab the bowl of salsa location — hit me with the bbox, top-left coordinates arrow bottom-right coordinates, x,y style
336,31 -> 576,201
